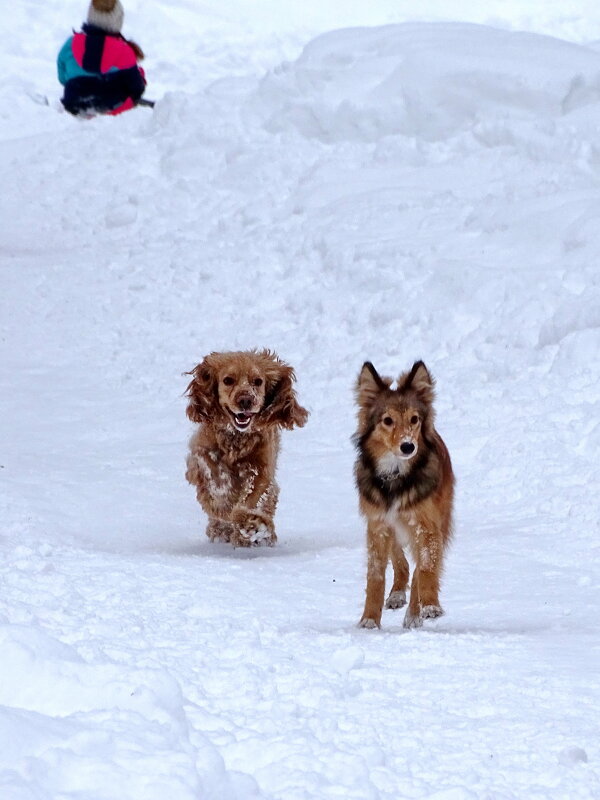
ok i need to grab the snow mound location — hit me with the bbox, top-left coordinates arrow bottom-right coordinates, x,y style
0,625 -> 244,799
254,22 -> 600,141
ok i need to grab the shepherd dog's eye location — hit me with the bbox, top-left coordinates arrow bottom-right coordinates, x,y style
253,378 -> 263,387
410,415 -> 419,425
383,416 -> 394,426
223,376 -> 235,386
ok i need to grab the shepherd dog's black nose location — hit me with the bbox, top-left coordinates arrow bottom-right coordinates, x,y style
400,442 -> 415,455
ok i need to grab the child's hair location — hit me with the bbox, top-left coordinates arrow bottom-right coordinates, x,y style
124,38 -> 144,60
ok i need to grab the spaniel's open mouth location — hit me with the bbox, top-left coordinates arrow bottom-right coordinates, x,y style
228,409 -> 255,431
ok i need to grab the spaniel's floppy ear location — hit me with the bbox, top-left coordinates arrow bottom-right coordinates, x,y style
356,362 -> 391,408
184,357 -> 218,423
397,360 -> 435,406
263,363 -> 308,430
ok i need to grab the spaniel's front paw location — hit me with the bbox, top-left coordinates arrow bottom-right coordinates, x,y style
206,518 -> 235,543
230,508 -> 276,547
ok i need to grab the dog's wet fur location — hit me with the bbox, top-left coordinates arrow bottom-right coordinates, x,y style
184,350 -> 308,547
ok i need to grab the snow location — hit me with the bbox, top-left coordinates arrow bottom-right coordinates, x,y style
1,1 -> 599,798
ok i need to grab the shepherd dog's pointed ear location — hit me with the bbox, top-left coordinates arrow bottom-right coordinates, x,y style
184,356 -> 218,423
356,362 -> 388,407
398,360 -> 435,406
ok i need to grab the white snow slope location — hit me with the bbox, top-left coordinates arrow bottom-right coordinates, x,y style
1,2 -> 599,799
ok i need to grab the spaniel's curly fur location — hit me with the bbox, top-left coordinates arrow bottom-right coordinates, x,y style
185,350 -> 308,547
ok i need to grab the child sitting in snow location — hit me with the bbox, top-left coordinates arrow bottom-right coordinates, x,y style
57,0 -> 146,117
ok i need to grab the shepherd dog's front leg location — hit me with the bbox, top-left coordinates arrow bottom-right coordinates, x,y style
386,535 -> 409,609
403,525 -> 444,628
359,521 -> 393,629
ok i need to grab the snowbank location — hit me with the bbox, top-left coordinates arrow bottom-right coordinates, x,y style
254,23 -> 600,141
0,623 -> 247,799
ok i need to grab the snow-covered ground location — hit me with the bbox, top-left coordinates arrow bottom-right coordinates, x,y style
1,1 -> 599,798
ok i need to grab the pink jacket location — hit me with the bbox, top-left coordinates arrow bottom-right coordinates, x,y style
58,25 -> 146,115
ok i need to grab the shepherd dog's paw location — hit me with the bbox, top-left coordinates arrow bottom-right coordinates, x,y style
385,590 -> 407,610
403,610 -> 423,629
421,604 -> 444,620
358,617 -> 380,629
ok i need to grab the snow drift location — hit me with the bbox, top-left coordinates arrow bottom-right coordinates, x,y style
254,22 -> 600,141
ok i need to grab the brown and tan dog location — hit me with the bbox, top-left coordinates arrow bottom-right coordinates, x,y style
185,349 -> 308,547
354,360 -> 454,629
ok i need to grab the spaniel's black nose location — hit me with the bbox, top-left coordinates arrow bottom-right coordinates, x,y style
237,394 -> 254,411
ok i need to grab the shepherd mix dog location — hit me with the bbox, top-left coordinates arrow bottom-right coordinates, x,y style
354,360 -> 454,629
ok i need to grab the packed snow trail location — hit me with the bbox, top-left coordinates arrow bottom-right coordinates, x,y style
1,536 -> 597,799
1,5 -> 599,799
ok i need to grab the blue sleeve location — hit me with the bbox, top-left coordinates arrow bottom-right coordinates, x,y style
57,38 -> 74,85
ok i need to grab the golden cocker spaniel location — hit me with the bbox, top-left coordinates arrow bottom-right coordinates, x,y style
185,349 -> 308,547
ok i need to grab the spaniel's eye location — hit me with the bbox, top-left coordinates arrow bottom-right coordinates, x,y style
253,378 -> 263,387
410,415 -> 419,425
223,376 -> 235,386
383,416 -> 394,426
